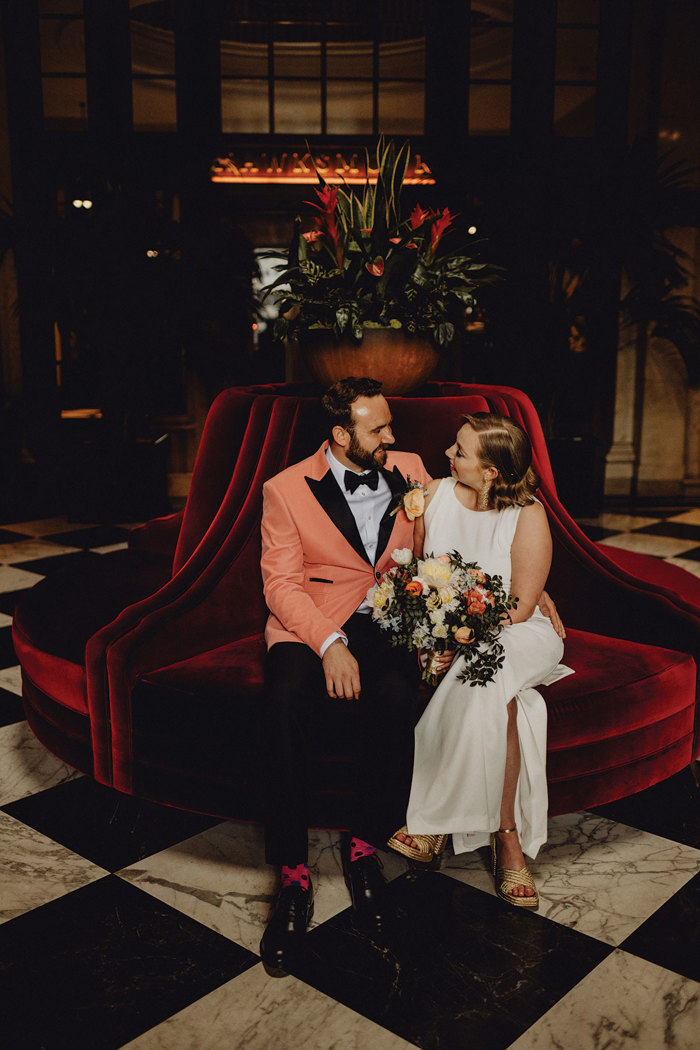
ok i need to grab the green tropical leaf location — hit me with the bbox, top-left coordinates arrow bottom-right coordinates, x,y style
335,305 -> 350,333
435,322 -> 455,346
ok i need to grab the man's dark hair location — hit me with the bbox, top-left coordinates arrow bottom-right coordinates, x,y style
321,376 -> 383,436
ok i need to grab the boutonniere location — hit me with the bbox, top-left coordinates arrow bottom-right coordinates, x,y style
390,477 -> 429,520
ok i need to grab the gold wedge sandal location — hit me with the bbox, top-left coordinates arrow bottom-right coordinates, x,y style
387,826 -> 449,864
490,827 -> 539,909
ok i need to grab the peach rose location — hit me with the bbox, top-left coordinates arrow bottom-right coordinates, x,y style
403,488 -> 425,520
405,580 -> 424,596
453,626 -> 474,644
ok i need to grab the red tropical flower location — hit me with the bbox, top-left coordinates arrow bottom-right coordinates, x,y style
365,257 -> 385,277
302,230 -> 322,243
307,185 -> 338,213
410,204 -> 431,230
304,185 -> 342,266
431,207 -> 457,252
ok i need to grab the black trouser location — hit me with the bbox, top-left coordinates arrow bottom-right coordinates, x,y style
262,613 -> 419,866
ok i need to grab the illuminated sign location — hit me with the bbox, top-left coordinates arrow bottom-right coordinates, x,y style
210,150 -> 435,185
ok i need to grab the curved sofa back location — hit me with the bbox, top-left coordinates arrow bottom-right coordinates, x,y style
173,382 -> 557,574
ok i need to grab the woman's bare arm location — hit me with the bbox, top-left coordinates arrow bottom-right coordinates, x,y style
508,502 -> 553,625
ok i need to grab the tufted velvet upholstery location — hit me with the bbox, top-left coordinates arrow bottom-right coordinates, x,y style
13,382 -> 700,824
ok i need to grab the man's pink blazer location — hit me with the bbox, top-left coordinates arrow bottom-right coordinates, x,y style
261,442 -> 431,655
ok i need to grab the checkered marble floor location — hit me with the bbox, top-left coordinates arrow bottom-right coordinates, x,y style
1,511 -> 699,1050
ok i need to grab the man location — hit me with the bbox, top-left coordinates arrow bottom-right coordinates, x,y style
258,376 -> 563,974
259,376 -> 430,975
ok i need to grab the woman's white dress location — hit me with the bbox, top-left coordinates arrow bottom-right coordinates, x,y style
405,478 -> 574,859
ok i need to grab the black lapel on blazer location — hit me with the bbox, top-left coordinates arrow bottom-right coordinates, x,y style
305,471 -> 370,564
376,465 -> 408,564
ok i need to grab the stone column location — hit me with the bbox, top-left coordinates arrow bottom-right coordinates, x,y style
605,323 -> 639,497
683,384 -> 700,500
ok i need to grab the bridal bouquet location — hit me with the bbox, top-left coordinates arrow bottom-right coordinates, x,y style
367,548 -> 518,687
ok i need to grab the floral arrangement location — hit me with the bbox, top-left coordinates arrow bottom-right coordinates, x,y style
367,548 -> 518,687
263,137 -> 501,349
390,477 -> 429,520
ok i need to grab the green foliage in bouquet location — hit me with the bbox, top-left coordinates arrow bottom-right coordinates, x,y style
263,137 -> 502,349
368,548 -> 519,687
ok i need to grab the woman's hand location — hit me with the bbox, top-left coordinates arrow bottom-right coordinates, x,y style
423,649 -> 456,674
538,590 -> 565,639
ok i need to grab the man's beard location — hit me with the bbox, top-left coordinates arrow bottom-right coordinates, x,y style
347,431 -> 388,471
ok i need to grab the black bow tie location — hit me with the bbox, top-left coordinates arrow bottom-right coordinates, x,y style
344,468 -> 379,493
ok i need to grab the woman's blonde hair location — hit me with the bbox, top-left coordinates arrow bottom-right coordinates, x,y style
462,412 -> 540,510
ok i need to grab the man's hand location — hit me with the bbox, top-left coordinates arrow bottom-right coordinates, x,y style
538,590 -> 565,639
322,639 -> 361,700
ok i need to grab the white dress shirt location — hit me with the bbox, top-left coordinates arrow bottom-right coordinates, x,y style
319,447 -> 392,656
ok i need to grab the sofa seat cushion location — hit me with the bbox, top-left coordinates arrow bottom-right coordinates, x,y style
140,633 -> 267,699
542,628 -> 696,780
12,550 -> 172,715
137,626 -> 696,775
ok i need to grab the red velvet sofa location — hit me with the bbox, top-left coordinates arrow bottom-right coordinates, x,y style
13,382 -> 700,827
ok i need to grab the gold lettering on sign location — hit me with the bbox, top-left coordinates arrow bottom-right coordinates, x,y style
210,148 -> 435,185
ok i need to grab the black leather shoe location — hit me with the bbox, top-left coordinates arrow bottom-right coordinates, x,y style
259,883 -> 314,977
341,836 -> 388,934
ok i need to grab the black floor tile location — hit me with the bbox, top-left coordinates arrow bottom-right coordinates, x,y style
3,778 -> 223,871
612,507 -> 688,518
0,589 -> 32,616
0,528 -> 33,544
578,523 -> 622,541
9,550 -> 101,576
671,545 -> 700,562
620,872 -> 700,983
43,525 -> 131,549
631,521 -> 700,542
0,875 -> 256,1050
0,625 -> 17,669
0,686 -> 25,726
293,871 -> 611,1050
591,767 -> 700,851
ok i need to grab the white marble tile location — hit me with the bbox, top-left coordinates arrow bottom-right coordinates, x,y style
442,811 -> 700,946
1,517 -> 97,537
91,542 -> 129,554
509,949 -> 700,1050
0,666 -> 22,695
0,720 -> 83,805
577,513 -> 660,532
0,565 -> 45,593
118,823 -> 409,955
598,532 -> 700,559
0,612 -> 12,629
665,556 -> 700,579
667,509 -> 700,526
0,809 -> 107,924
0,539 -> 81,564
122,962 -> 418,1050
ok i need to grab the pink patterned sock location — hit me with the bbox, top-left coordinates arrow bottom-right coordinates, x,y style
281,863 -> 310,890
349,836 -> 376,861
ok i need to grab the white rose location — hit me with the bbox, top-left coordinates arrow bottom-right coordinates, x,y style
432,623 -> 449,639
391,547 -> 413,566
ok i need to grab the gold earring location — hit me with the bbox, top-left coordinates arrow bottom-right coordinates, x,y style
478,481 -> 491,510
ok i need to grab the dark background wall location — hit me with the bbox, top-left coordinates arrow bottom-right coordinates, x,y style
1,0 -> 696,519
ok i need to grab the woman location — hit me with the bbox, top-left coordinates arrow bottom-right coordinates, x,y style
388,413 -> 573,908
